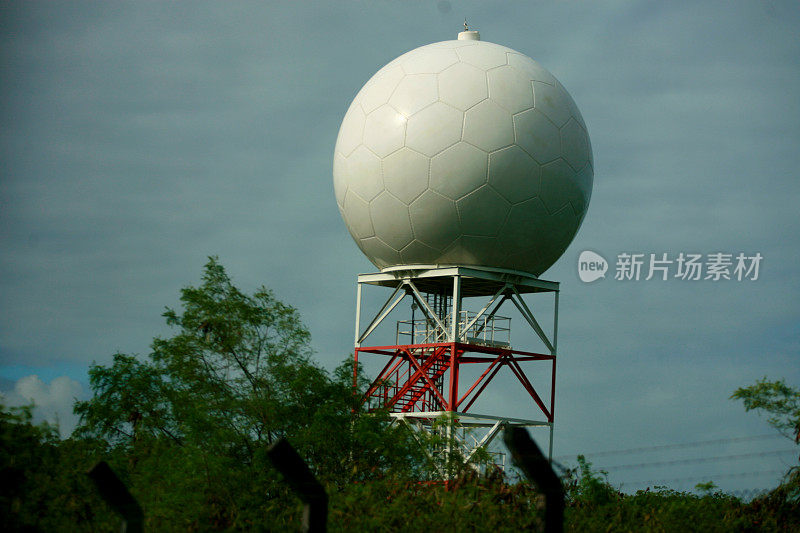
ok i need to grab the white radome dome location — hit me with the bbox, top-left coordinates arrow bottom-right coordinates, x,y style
333,33 -> 593,277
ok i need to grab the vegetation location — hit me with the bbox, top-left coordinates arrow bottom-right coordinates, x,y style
731,378 -> 800,443
560,455 -> 799,532
0,405 -> 118,531
2,258 -> 798,531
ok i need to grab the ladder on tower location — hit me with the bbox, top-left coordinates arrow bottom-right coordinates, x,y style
396,350 -> 449,412
363,345 -> 451,413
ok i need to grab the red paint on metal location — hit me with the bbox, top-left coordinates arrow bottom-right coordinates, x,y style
356,341 -> 555,421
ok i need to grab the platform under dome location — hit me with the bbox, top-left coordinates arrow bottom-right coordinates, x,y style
333,33 -> 593,277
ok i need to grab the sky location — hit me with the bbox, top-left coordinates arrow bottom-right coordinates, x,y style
1,1 -> 799,496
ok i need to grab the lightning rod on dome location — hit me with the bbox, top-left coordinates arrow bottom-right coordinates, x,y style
459,19 -> 479,41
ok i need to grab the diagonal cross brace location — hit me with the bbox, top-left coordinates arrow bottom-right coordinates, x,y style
402,348 -> 450,410
361,351 -> 403,403
460,283 -> 509,341
465,419 -> 505,463
507,357 -> 551,421
406,280 -> 450,341
383,347 -> 447,410
456,350 -> 506,410
510,287 -> 554,353
402,348 -> 449,410
357,284 -> 406,345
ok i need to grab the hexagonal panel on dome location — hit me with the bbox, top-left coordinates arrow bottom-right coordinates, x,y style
400,239 -> 441,265
488,145 -> 541,204
369,192 -> 414,251
438,235 -> 504,268
497,197 -> 549,253
335,103 -> 365,157
359,64 -> 405,114
456,185 -> 510,237
533,81 -> 572,127
343,190 -> 374,239
430,142 -> 488,200
487,65 -> 534,114
514,108 -> 561,164
389,74 -> 439,117
539,158 -> 586,214
560,118 -> 590,172
360,236 -> 402,269
409,190 -> 460,251
564,89 -> 588,132
463,99 -> 514,152
456,43 -> 508,70
382,147 -> 430,204
529,204 -> 580,271
458,235 -> 506,267
405,102 -> 463,157
400,47 -> 459,75
363,104 -> 406,158
346,145 -> 384,201
506,54 -> 558,86
572,162 -> 593,217
438,62 -> 488,111
502,247 -> 543,276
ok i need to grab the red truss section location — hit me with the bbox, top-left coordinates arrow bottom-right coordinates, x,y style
355,342 -> 555,422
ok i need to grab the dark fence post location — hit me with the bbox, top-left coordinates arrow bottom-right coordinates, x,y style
86,461 -> 144,533
266,438 -> 328,533
504,427 -> 564,533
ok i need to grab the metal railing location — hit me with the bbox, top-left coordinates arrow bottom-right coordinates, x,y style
396,310 -> 511,347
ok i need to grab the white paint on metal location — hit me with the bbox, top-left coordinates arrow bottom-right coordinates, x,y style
406,280 -> 450,340
451,275 -> 462,341
354,282 -> 363,347
465,420 -> 503,463
553,290 -> 559,355
509,289 -> 554,353
459,283 -> 508,341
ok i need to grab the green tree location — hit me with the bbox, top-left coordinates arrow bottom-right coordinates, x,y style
73,257 -> 427,528
561,454 -> 620,506
731,377 -> 800,508
730,377 -> 800,442
75,257 -> 318,455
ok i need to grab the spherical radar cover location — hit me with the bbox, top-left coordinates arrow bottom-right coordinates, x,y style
333,34 -> 593,277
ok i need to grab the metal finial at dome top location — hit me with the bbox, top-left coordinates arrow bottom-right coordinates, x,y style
464,19 -> 468,31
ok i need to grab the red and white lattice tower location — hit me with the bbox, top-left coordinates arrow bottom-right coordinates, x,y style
353,267 -> 558,473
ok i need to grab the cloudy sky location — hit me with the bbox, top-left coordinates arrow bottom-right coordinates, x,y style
2,1 -> 798,495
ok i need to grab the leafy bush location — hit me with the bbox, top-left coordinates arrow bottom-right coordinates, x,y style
560,455 -> 799,532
